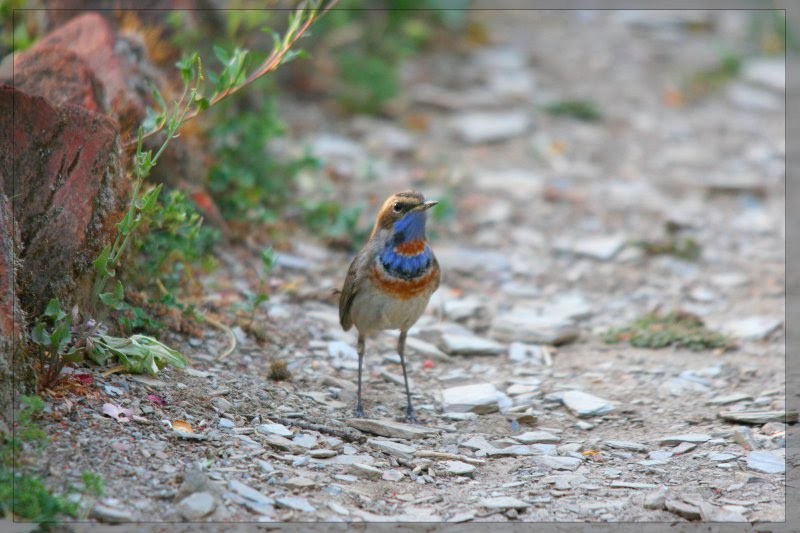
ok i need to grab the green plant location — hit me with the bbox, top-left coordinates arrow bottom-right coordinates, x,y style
685,51 -> 741,101
544,100 -> 602,122
207,94 -> 320,223
300,199 -> 368,249
0,396 -> 78,523
634,236 -> 701,261
86,333 -> 188,376
0,0 -> 35,55
80,472 -> 104,498
603,310 -> 731,351
29,300 -> 82,392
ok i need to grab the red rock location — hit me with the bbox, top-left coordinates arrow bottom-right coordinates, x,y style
0,84 -> 128,316
0,193 -> 23,345
14,12 -> 147,135
8,47 -> 104,113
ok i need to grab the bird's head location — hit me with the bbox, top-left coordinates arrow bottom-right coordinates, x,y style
371,191 -> 438,241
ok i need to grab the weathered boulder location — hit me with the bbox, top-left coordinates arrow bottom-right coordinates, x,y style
0,84 -> 128,317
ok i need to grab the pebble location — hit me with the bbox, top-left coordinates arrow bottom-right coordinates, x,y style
708,452 -> 737,462
346,418 -> 438,440
382,469 -> 404,482
177,492 -> 216,520
292,433 -> 317,449
256,423 -> 293,437
218,418 -> 235,429
448,510 -> 477,522
561,390 -> 615,418
742,58 -> 785,91
284,476 -> 315,489
698,501 -> 748,522
664,497 -> 701,520
90,503 -> 134,523
722,316 -> 782,340
439,333 -> 505,356
492,311 -> 579,345
452,110 -> 530,144
513,431 -> 560,444
508,342 -> 547,364
672,442 -> 698,455
604,440 -> 646,452
443,412 -> 478,421
367,438 -> 417,461
256,460 -> 275,473
404,336 -> 450,361
307,449 -> 337,459
727,83 -> 781,111
480,496 -> 530,510
228,480 -> 275,507
535,455 -> 582,471
553,235 -> 626,261
441,383 -> 501,414
746,450 -> 785,474
706,393 -> 754,405
348,463 -> 383,479
643,487 -> 668,510
659,434 -> 710,446
328,501 -> 350,516
444,460 -> 476,476
610,481 -> 659,489
718,410 -> 796,424
276,496 -> 316,513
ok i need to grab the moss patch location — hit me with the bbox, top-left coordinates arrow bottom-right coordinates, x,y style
603,310 -> 731,351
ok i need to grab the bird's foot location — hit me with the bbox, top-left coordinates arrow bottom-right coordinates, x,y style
405,408 -> 419,424
353,404 -> 365,418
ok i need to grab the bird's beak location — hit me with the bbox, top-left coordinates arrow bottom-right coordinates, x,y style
417,200 -> 438,211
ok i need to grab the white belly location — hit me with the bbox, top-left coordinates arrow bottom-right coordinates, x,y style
349,286 -> 432,336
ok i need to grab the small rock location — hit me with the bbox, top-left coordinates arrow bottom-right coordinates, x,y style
439,334 -> 505,356
346,418 -> 438,440
447,510 -> 476,522
382,469 -> 404,482
328,501 -> 350,515
648,450 -> 674,462
328,340 -> 359,360
284,476 -> 315,489
575,420 -> 595,430
276,496 -> 316,513
514,431 -> 560,444
659,434 -> 710,446
90,503 -> 134,523
256,423 -> 293,437
228,480 -> 275,507
722,316 -> 782,340
562,390 -> 614,418
480,496 -> 530,510
292,433 -> 317,449
698,502 -> 748,522
727,83 -> 781,111
535,455 -> 582,471
348,462 -> 383,479
452,111 -> 530,144
708,452 -> 736,462
553,235 -> 626,261
664,497 -> 701,520
604,440 -> 646,452
742,58 -> 785,91
307,449 -> 337,459
492,311 -> 579,345
218,418 -> 235,429
177,492 -> 216,520
443,412 -> 478,421
444,461 -> 476,476
367,438 -> 417,461
508,342 -> 547,364
718,410 -> 797,425
643,487 -> 668,510
256,460 -> 274,473
441,383 -> 500,414
706,393 -> 754,406
746,450 -> 785,474
672,442 -> 698,455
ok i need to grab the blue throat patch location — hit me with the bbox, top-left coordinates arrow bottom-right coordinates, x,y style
380,211 -> 431,279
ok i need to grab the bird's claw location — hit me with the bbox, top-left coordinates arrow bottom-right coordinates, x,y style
354,404 -> 365,418
405,408 -> 419,424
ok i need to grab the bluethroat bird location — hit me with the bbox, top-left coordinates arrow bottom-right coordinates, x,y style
339,191 -> 440,423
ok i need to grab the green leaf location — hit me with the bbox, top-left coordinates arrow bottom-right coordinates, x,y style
44,299 -> 66,321
213,44 -> 230,65
93,245 -> 113,278
30,322 -> 50,346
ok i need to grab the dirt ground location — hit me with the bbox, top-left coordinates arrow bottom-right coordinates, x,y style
20,10 -> 789,527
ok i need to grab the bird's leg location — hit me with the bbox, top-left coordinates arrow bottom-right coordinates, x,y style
354,335 -> 365,418
398,330 -> 418,423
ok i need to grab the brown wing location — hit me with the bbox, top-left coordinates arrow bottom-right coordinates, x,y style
338,255 -> 361,331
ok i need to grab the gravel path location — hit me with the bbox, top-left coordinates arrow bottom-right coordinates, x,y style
35,11 -> 786,525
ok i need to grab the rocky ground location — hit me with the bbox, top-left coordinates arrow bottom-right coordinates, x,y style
25,10 -> 788,526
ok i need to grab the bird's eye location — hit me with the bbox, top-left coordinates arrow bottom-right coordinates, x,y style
392,202 -> 402,213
